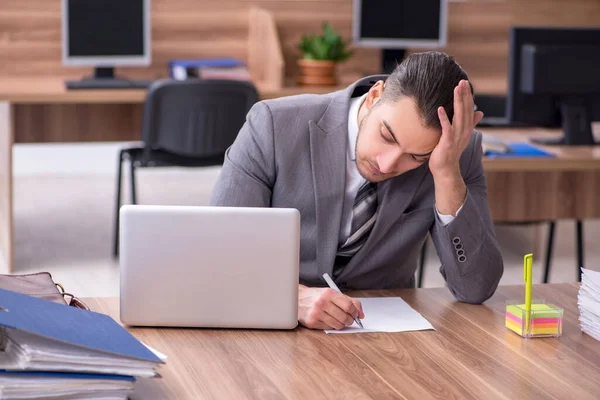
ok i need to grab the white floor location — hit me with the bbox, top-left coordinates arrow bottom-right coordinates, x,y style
12,142 -> 600,298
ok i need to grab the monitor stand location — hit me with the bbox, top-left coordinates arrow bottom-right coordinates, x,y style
381,49 -> 406,74
77,66 -> 125,81
65,67 -> 153,89
530,98 -> 600,146
93,67 -> 116,79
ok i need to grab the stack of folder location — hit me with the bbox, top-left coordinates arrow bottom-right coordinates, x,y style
0,288 -> 164,399
168,58 -> 251,81
579,268 -> 600,341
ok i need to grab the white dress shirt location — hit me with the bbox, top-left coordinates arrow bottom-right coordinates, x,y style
339,94 -> 462,245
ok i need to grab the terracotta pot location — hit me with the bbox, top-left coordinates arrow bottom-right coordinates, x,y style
297,59 -> 337,86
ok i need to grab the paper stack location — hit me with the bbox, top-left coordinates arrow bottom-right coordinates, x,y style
0,288 -> 165,399
578,268 -> 600,341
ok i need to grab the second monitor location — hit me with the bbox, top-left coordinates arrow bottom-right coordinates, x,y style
506,26 -> 600,145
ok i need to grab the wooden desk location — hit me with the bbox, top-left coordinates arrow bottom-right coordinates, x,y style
0,77 -> 343,104
85,283 -> 600,399
481,127 -> 600,222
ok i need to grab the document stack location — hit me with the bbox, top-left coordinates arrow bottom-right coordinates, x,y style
0,288 -> 164,399
169,58 -> 251,81
578,268 -> 600,341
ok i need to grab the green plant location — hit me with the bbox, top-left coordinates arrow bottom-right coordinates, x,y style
298,22 -> 353,62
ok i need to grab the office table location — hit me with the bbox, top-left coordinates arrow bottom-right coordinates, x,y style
85,283 -> 600,399
2,79 -> 600,273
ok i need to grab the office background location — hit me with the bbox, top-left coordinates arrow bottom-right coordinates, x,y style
1,0 -> 600,296
2,0 -> 600,143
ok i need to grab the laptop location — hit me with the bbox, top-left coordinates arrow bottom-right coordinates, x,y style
119,205 -> 300,329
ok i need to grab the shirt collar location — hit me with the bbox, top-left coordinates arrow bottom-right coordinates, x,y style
347,93 -> 368,161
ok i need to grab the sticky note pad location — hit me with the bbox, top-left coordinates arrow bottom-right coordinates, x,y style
505,303 -> 563,338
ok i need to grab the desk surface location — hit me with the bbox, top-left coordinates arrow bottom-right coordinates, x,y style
86,283 -> 600,400
481,127 -> 600,172
0,77 -> 344,104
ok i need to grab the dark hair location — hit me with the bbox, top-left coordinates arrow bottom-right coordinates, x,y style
380,51 -> 474,130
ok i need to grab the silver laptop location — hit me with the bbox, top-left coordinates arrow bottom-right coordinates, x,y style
119,205 -> 300,329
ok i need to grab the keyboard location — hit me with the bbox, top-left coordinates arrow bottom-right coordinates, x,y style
65,79 -> 153,89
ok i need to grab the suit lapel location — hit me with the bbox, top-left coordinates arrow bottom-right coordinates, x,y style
309,115 -> 347,278
374,164 -> 430,238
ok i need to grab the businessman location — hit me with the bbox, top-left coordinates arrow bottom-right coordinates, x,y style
210,51 -> 504,330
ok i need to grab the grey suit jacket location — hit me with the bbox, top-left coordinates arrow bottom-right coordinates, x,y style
210,75 -> 504,303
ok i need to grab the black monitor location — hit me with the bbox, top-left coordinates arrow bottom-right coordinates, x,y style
506,27 -> 600,145
61,0 -> 151,81
352,0 -> 448,73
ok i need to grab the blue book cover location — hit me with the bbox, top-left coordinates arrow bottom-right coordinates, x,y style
0,370 -> 135,382
168,58 -> 245,68
0,288 -> 162,364
485,142 -> 555,158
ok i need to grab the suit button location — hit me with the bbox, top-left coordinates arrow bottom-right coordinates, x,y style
452,237 -> 461,245
456,249 -> 465,256
455,243 -> 463,250
458,255 -> 467,263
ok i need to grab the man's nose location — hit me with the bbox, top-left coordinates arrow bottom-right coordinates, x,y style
377,150 -> 403,174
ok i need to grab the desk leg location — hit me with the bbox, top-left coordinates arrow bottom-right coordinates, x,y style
0,102 -> 13,273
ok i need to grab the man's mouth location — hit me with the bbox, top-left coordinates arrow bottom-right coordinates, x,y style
368,162 -> 384,176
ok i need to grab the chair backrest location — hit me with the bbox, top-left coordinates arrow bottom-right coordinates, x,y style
141,79 -> 259,158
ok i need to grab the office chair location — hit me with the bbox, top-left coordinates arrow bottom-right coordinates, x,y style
417,220 -> 583,287
112,79 -> 259,257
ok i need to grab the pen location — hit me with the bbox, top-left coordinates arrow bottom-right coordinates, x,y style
524,254 -> 533,334
322,273 -> 364,328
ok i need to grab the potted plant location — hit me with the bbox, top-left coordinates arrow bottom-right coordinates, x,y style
297,22 -> 353,86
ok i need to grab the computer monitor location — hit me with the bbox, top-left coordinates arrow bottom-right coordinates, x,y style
506,27 -> 600,145
352,0 -> 448,72
61,0 -> 151,81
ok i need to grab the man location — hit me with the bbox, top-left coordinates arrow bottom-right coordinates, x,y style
210,51 -> 504,330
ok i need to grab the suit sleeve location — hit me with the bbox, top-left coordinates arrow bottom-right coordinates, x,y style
209,101 -> 275,207
430,131 -> 504,304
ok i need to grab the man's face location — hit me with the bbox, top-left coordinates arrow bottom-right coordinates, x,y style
355,83 -> 442,183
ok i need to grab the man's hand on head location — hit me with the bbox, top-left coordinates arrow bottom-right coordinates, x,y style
428,80 -> 483,216
429,79 -> 484,179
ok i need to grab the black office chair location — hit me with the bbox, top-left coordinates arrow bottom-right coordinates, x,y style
112,79 -> 259,257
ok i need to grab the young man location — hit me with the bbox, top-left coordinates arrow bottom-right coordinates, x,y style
210,51 -> 504,330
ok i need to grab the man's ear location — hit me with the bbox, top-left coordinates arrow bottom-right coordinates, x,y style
364,80 -> 385,110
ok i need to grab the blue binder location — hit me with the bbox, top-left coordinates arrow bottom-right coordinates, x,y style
168,57 -> 246,79
0,370 -> 135,382
0,288 -> 162,364
485,142 -> 555,158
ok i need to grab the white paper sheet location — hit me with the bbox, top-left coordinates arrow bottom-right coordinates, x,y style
325,297 -> 435,334
579,269 -> 600,341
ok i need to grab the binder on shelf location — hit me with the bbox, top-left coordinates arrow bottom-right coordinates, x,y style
168,58 -> 251,81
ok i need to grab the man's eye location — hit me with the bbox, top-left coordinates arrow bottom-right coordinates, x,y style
411,155 -> 427,163
380,128 -> 394,143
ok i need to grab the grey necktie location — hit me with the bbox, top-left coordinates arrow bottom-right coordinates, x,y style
336,180 -> 378,259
